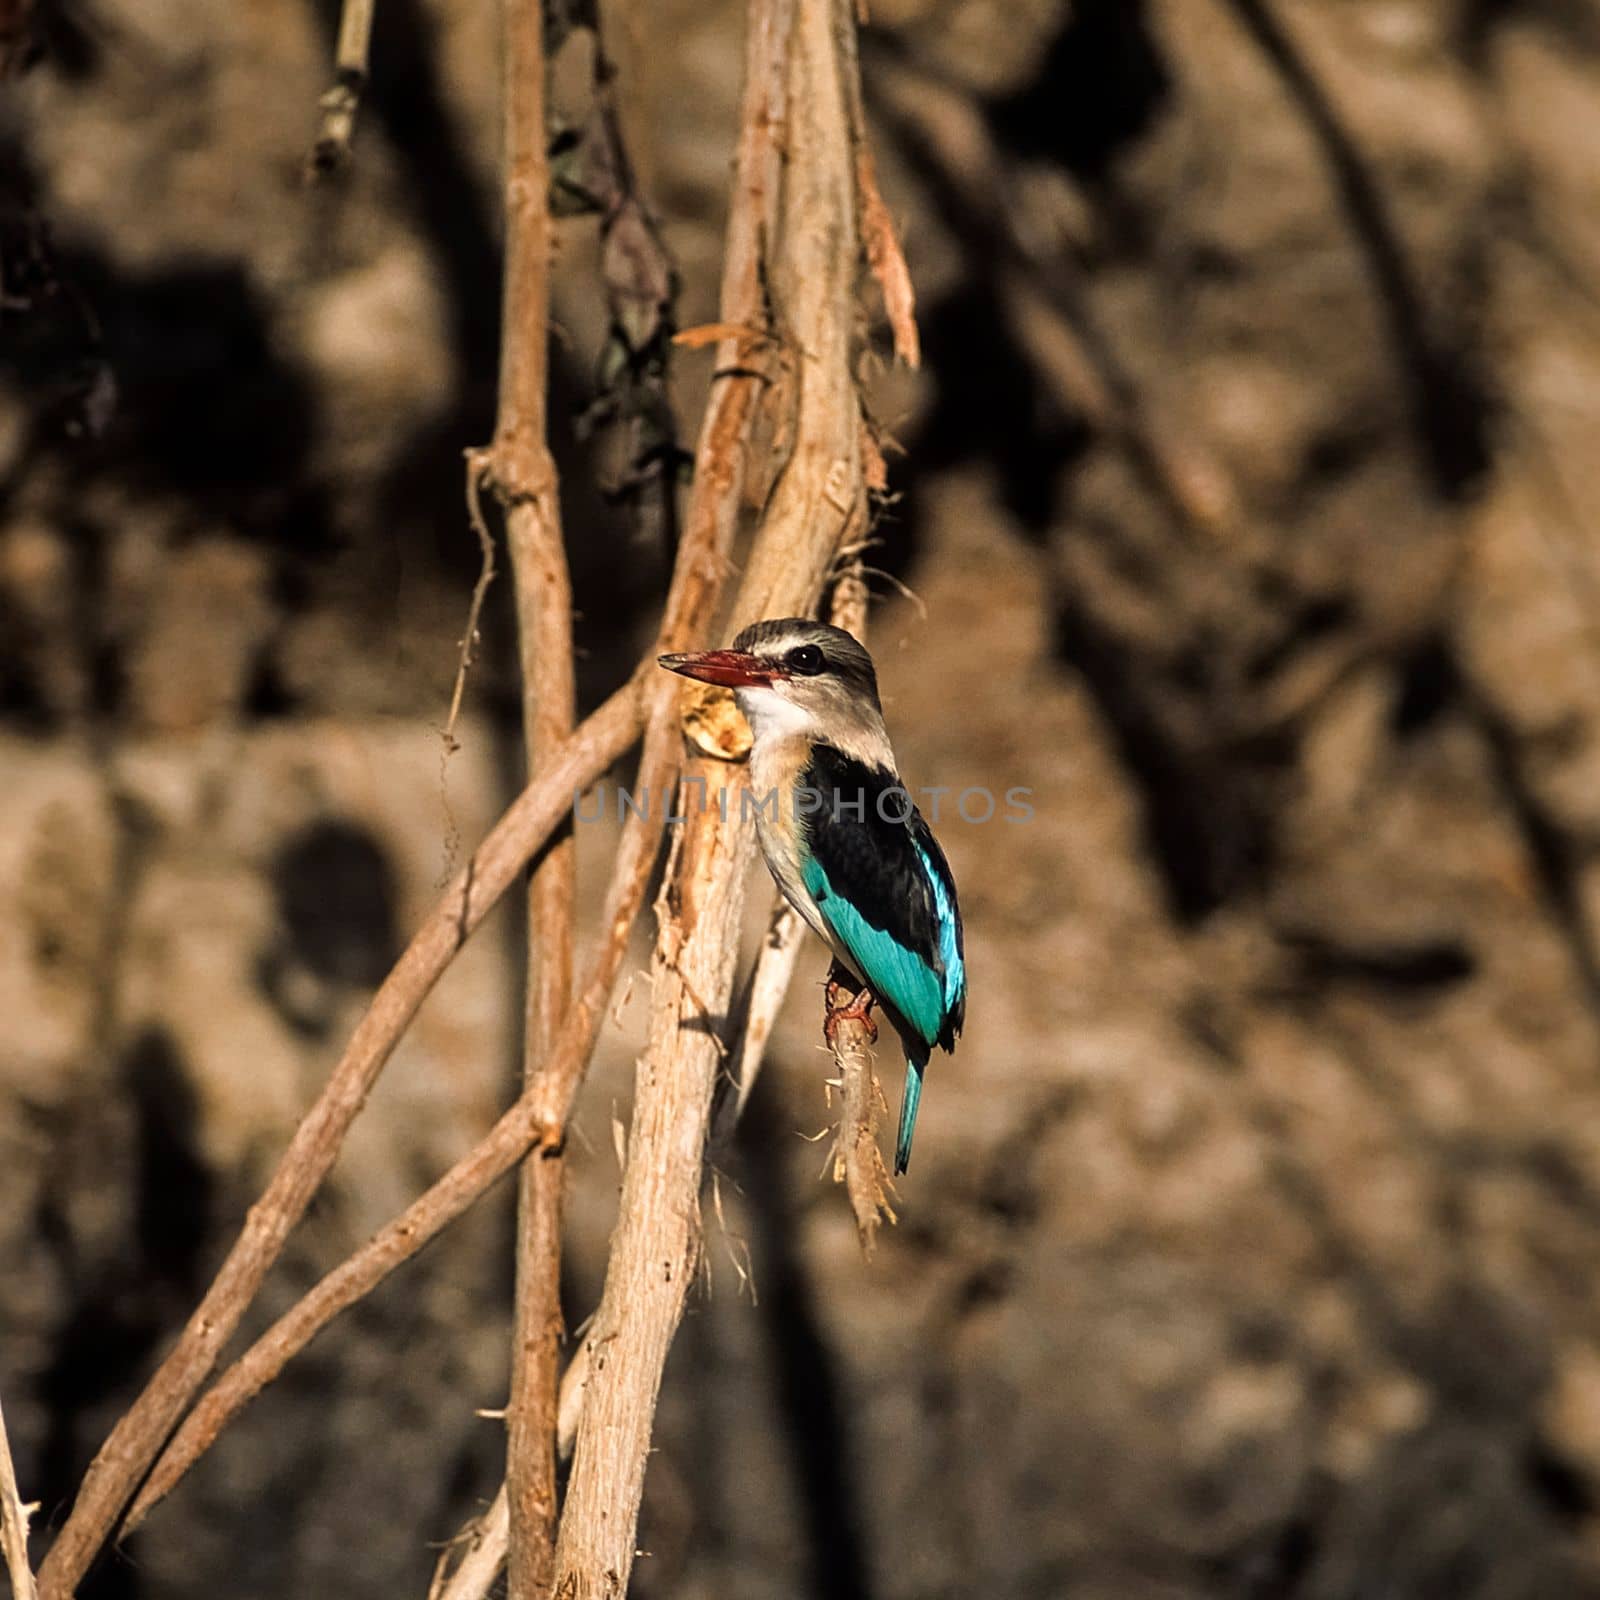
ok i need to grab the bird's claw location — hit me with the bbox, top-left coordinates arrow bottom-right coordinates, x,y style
823,977 -> 878,1047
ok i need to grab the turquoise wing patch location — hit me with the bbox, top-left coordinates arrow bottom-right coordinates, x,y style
912,836 -> 966,1013
803,856 -> 947,1046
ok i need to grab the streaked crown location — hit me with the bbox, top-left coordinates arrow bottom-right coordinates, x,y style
730,618 -> 881,711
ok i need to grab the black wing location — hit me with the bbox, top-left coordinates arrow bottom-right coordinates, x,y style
800,744 -> 965,1052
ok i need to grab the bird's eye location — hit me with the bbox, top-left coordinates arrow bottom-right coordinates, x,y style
785,644 -> 825,675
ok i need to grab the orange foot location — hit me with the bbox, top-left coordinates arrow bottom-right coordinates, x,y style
824,965 -> 879,1047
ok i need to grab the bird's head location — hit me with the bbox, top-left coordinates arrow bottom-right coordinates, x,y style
659,618 -> 883,745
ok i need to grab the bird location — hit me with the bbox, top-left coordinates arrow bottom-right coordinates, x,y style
659,618 -> 965,1173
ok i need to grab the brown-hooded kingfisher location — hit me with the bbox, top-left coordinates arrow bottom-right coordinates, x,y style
660,618 -> 965,1173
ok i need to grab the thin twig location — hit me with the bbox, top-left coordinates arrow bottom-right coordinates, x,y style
0,1391 -> 38,1600
555,1338 -> 589,1463
441,468 -> 499,757
39,681 -> 643,1598
309,0 -> 377,175
718,897 -> 807,1141
479,0 -> 576,1591
429,1487 -> 509,1600
419,1323 -> 593,1600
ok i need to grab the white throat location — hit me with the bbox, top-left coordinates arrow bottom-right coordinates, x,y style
734,684 -> 818,744
734,681 -> 899,774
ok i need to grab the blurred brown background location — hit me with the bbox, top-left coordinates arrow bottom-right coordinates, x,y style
7,0 -> 1600,1596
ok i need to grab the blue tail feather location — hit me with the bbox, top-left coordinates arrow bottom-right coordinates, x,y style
894,1058 -> 924,1175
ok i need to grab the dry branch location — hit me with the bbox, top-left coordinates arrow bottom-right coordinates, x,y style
718,897 -> 807,1141
381,0 -> 810,1580
39,681 -> 642,1597
310,0 -> 376,175
418,1318 -> 593,1600
827,972 -> 895,1254
429,1486 -> 509,1600
551,0 -> 874,1590
411,1314 -> 591,1598
0,1391 -> 37,1600
477,0 -> 576,1590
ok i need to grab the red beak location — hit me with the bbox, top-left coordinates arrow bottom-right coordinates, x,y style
658,649 -> 778,689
